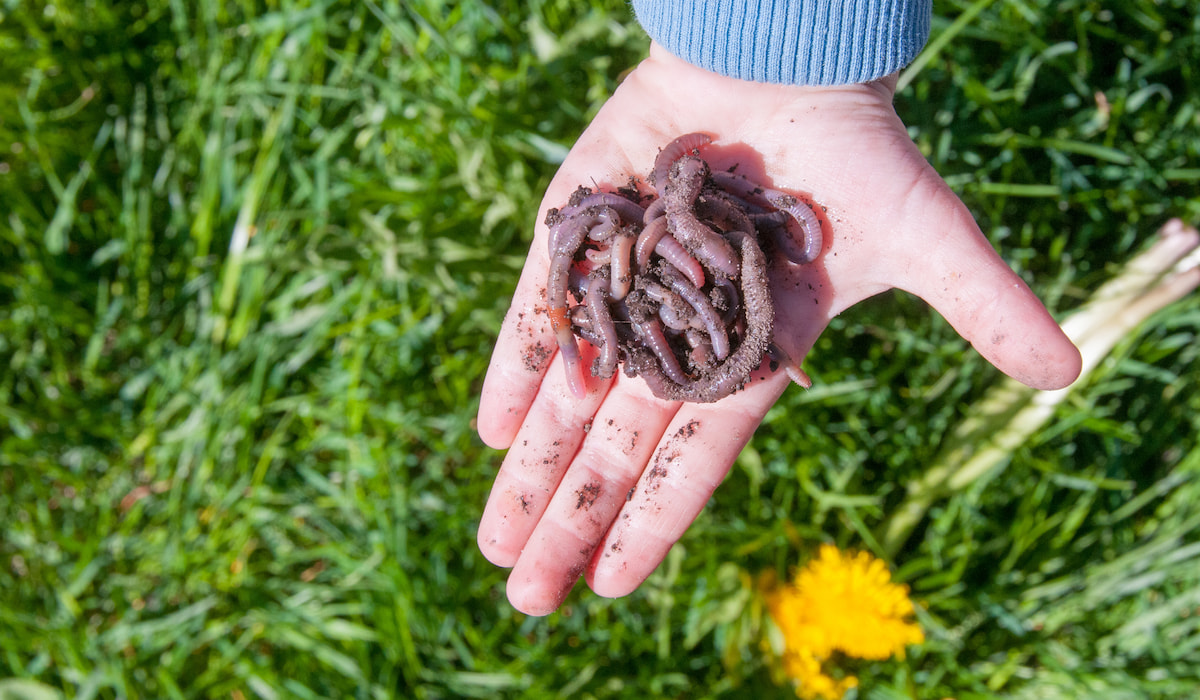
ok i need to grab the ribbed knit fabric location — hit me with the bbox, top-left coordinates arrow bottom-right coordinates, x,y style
630,0 -> 932,85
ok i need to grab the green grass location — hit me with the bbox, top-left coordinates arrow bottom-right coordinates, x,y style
1,0 -> 1198,697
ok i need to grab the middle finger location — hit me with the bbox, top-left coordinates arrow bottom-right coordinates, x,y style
503,373 -> 680,615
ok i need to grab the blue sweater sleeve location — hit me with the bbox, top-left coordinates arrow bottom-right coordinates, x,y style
630,0 -> 932,86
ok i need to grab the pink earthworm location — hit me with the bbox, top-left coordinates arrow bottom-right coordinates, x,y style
585,248 -> 611,265
643,281 -> 698,331
586,212 -> 621,242
658,263 -> 730,360
711,171 -> 823,263
635,217 -> 706,287
765,191 -> 822,263
586,276 -> 620,379
550,192 -> 641,250
708,170 -> 766,204
547,206 -> 619,397
658,236 -> 707,288
634,317 -> 690,385
696,189 -> 755,236
609,230 -> 636,300
651,133 -> 712,193
684,328 -> 716,371
666,208 -> 740,279
642,197 -> 666,225
635,216 -> 669,270
626,231 -> 773,403
554,191 -> 646,225
568,268 -> 588,296
767,343 -> 813,389
570,305 -> 592,330
685,327 -> 711,350
658,304 -> 693,331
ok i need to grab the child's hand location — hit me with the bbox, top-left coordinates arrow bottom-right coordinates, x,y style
476,44 -> 1081,616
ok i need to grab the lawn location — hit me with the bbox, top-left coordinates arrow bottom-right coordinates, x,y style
1,0 -> 1199,698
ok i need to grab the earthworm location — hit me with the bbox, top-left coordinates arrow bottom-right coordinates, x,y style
636,218 -> 706,287
609,230 -> 636,300
642,197 -> 666,225
696,190 -> 755,236
711,171 -> 823,263
633,316 -> 690,385
643,282 -> 698,331
640,192 -> 707,285
658,263 -> 730,360
635,216 -> 669,271
570,305 -> 592,330
547,206 -> 619,398
586,276 -> 620,379
580,192 -> 646,224
712,277 -> 740,325
658,303 -> 693,331
663,157 -> 740,277
766,191 -> 823,263
767,343 -> 814,389
651,132 -> 712,192
544,132 -> 820,402
664,156 -> 708,208
685,329 -> 715,372
708,170 -> 767,205
585,248 -> 611,265
666,208 -> 739,278
685,328 -> 711,350
554,190 -> 647,225
627,232 -> 773,402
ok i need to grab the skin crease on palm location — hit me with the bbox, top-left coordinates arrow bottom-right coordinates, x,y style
476,43 -> 1083,617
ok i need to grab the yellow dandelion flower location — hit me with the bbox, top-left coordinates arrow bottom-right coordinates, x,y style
766,545 -> 924,700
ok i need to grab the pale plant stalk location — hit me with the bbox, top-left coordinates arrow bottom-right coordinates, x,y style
881,219 -> 1200,557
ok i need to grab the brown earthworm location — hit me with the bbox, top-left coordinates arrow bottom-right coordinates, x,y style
664,156 -> 708,212
651,133 -> 712,193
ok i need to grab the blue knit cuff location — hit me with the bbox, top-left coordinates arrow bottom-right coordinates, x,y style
630,0 -> 932,86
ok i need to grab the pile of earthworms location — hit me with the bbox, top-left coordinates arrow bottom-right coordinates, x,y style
546,133 -> 822,403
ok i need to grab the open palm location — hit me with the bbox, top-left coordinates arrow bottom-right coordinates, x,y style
476,44 -> 1081,616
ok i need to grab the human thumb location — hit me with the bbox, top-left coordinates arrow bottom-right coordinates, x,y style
877,177 -> 1081,390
